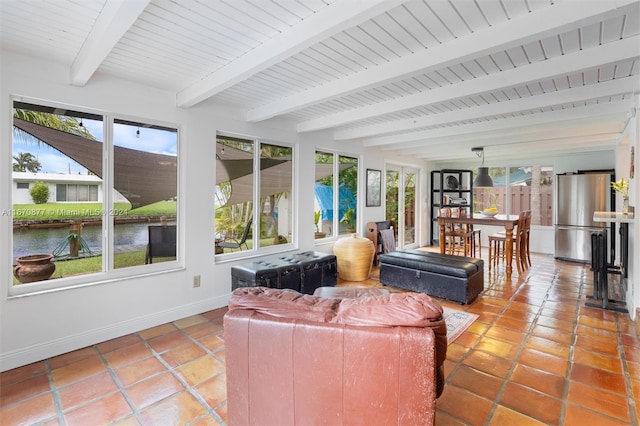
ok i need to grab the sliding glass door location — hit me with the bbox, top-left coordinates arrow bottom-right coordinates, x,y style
386,165 -> 418,248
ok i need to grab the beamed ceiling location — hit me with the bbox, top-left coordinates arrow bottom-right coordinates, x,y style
1,0 -> 639,163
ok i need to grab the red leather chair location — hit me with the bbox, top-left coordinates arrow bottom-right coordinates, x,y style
224,287 -> 447,425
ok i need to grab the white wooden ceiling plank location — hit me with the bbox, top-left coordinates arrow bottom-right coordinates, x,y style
474,56 -> 501,75
287,52 -> 348,81
368,103 -> 632,148
377,83 -> 404,98
559,29 -> 580,54
598,63 -> 616,82
366,14 -> 417,55
248,0 -> 308,26
622,7 -> 640,37
270,60 -> 330,88
412,74 -> 438,90
539,34 -> 562,58
70,0 -> 150,86
336,77 -> 637,141
237,0 -> 296,33
273,0 -> 316,19
386,5 -> 438,48
343,25 -> 398,63
148,1 -> 256,51
553,76 -> 571,91
306,44 -> 358,76
505,46 -> 531,67
631,59 -> 640,76
369,87 -> 397,101
501,0 -> 531,19
177,0 -> 406,107
490,51 -> 515,71
136,11 -> 242,59
522,41 -> 547,63
475,0 -> 509,26
188,0 -> 271,45
580,22 -> 602,49
458,60 -> 488,78
567,72 -> 583,88
250,1 -> 634,121
318,38 -> 370,72
422,70 -> 448,88
403,0 -> 455,44
199,0 -> 279,38
389,80 -> 419,96
583,68 -> 599,85
426,0 -> 472,39
527,82 -> 544,96
512,85 -> 531,99
602,15 -> 626,43
331,32 -> 383,67
450,0 -> 490,33
613,60 -> 635,78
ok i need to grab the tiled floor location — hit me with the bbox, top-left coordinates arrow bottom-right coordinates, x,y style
1,250 -> 639,425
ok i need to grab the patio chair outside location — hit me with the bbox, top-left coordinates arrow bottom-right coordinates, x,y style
145,225 -> 177,264
218,218 -> 252,252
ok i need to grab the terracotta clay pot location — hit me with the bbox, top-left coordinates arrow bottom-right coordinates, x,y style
333,234 -> 375,281
14,254 -> 56,284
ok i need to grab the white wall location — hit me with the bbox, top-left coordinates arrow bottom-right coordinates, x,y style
0,52 -> 424,371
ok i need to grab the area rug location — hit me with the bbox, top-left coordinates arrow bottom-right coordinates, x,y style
442,307 -> 479,345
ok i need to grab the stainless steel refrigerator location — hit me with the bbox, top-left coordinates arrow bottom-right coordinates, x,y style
554,172 -> 613,263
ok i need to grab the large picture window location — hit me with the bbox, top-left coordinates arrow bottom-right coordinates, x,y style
215,134 -> 293,255
10,100 -> 179,293
314,151 -> 359,238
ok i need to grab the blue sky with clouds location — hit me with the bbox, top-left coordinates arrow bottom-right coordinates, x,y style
13,118 -> 177,174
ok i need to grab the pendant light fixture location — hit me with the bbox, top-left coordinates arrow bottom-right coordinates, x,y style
472,147 -> 493,187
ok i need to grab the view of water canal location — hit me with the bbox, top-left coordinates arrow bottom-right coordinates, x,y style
12,221 -> 174,261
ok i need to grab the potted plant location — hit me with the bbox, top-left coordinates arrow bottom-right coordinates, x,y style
340,207 -> 356,233
611,178 -> 630,214
314,211 -> 326,238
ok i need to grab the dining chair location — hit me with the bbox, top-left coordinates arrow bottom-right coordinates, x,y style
488,211 -> 529,272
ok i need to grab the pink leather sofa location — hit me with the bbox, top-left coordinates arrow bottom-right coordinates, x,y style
224,287 -> 447,425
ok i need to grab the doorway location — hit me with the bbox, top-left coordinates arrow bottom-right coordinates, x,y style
386,166 -> 418,249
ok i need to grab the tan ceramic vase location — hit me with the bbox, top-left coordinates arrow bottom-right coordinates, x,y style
333,234 -> 375,281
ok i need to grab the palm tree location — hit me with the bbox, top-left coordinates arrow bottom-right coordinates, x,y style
13,152 -> 41,172
13,109 -> 95,143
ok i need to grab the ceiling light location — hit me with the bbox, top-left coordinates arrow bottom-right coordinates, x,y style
472,147 -> 493,188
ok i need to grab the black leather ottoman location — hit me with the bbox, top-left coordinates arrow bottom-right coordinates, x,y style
379,249 -> 484,304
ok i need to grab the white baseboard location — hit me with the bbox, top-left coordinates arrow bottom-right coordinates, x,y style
0,294 -> 229,372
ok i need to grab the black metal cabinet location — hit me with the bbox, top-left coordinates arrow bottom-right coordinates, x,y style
430,169 -> 474,245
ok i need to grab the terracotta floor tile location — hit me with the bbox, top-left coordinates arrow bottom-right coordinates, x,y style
462,349 -> 514,379
575,334 -> 620,357
125,372 -> 184,410
51,354 -> 107,387
198,333 -> 225,352
573,347 -> 623,374
137,323 -> 177,340
96,333 -> 141,354
500,382 -> 562,424
103,342 -> 153,369
176,355 -> 226,387
628,361 -> 640,380
63,391 -> 132,426
525,335 -> 570,359
58,371 -> 119,411
436,384 -> 494,426
452,330 -> 480,347
466,321 -> 489,335
147,330 -> 191,354
489,405 -> 547,426
115,356 -> 168,387
517,348 -> 569,377
0,392 -> 56,425
567,380 -> 631,423
182,321 -> 223,339
539,306 -> 577,323
484,325 -> 526,346
575,323 -> 618,342
435,409 -> 467,425
474,336 -> 520,360
0,361 -> 46,387
577,315 -> 617,332
194,373 -> 227,409
173,315 -> 209,330
161,343 -> 207,368
48,346 -> 99,370
139,391 -> 208,424
624,345 -> 640,364
564,404 -> 631,426
201,307 -> 227,321
447,365 -> 504,401
0,373 -> 51,408
569,363 -> 627,395
531,323 -> 574,345
213,401 -> 228,424
509,363 -> 566,398
494,316 -> 531,333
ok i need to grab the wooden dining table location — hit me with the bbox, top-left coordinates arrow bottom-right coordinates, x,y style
437,213 -> 520,278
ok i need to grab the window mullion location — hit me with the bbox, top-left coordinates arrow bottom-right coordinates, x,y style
103,116 -> 114,272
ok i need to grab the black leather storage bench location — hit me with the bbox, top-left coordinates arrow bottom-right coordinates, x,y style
379,249 -> 483,304
231,251 -> 337,294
